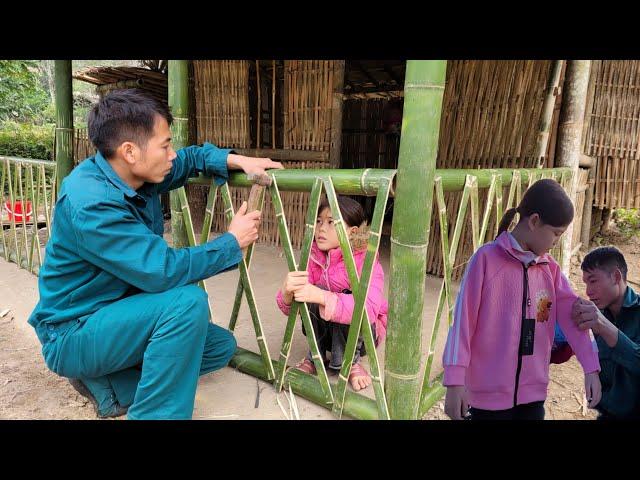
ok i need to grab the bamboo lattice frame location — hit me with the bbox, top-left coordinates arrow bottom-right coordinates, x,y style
0,157 -> 57,275
177,167 -> 572,419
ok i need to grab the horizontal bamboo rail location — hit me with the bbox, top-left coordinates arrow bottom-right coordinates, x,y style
187,167 -> 572,196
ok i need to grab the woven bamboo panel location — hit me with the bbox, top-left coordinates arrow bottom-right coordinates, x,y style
73,127 -> 96,165
429,60 -> 558,279
192,60 -> 252,234
437,60 -> 555,170
277,60 -> 336,248
593,156 -> 640,208
584,60 -> 640,208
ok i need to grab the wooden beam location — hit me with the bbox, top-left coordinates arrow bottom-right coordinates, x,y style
382,64 -> 402,86
353,60 -> 382,89
232,148 -> 329,163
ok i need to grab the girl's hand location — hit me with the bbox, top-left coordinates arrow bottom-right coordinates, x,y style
282,271 -> 309,305
293,284 -> 326,305
444,385 -> 469,420
584,371 -> 602,408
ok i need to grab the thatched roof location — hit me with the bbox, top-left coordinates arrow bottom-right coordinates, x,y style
72,66 -> 167,103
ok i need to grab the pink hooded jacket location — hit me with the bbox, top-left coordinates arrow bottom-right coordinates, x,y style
442,231 -> 600,410
276,242 -> 388,343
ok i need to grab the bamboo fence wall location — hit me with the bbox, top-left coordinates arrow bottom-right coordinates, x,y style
255,60 -> 336,249
429,60 -> 564,279
191,60 -> 252,234
584,60 -> 640,209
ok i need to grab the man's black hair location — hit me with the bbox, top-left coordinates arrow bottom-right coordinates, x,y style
87,89 -> 173,159
581,246 -> 628,281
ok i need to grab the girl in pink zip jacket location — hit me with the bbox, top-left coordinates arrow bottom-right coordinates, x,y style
443,179 -> 602,420
276,195 -> 388,391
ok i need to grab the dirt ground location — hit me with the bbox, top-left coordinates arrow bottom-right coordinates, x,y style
1,224 -> 637,420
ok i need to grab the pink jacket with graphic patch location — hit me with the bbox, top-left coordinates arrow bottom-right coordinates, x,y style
276,242 -> 388,343
442,231 -> 600,410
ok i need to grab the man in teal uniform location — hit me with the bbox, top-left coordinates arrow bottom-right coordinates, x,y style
28,89 -> 283,419
573,246 -> 640,419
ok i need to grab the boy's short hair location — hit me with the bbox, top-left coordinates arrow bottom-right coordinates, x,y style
87,89 -> 173,159
581,246 -> 628,281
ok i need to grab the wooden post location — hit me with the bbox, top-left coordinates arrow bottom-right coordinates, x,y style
534,60 -> 564,167
329,61 -> 345,169
554,60 -> 591,274
385,60 -> 447,419
581,164 -> 595,248
54,60 -> 74,191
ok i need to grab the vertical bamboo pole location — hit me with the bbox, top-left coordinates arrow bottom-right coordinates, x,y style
385,60 -> 447,419
27,165 -> 39,273
17,164 -> 29,267
534,60 -> 564,167
328,61 -> 345,169
0,160 -> 7,261
272,60 -> 277,148
256,60 -> 261,148
54,61 -> 74,191
554,60 -> 591,274
168,61 -> 190,249
8,161 -> 19,264
581,165 -> 595,248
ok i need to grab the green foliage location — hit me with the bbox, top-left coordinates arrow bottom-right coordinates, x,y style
614,209 -> 640,239
0,121 -> 54,160
0,61 -> 51,124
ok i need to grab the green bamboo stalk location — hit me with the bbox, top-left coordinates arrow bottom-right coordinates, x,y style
27,165 -> 38,273
420,175 -> 470,399
8,160 -> 20,265
189,167 -> 570,194
17,164 -> 30,270
190,168 -> 397,196
33,167 -> 44,268
327,177 -> 392,420
470,176 -> 480,250
228,184 -> 265,332
419,377 -> 446,418
168,60 -> 190,251
229,347 -> 380,420
494,174 -> 503,238
40,165 -> 51,237
269,177 -> 333,401
271,177 -> 323,391
221,183 -> 276,382
54,61 -> 74,191
385,60 -> 447,419
270,177 -> 302,390
515,170 -> 522,208
199,181 -> 219,245
0,160 -> 8,261
506,170 -> 521,211
479,174 -> 498,245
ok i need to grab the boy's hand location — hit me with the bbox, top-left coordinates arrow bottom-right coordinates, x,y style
585,371 -> 602,408
444,385 -> 469,420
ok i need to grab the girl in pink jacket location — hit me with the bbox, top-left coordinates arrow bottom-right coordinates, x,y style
443,179 -> 602,420
276,195 -> 388,391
